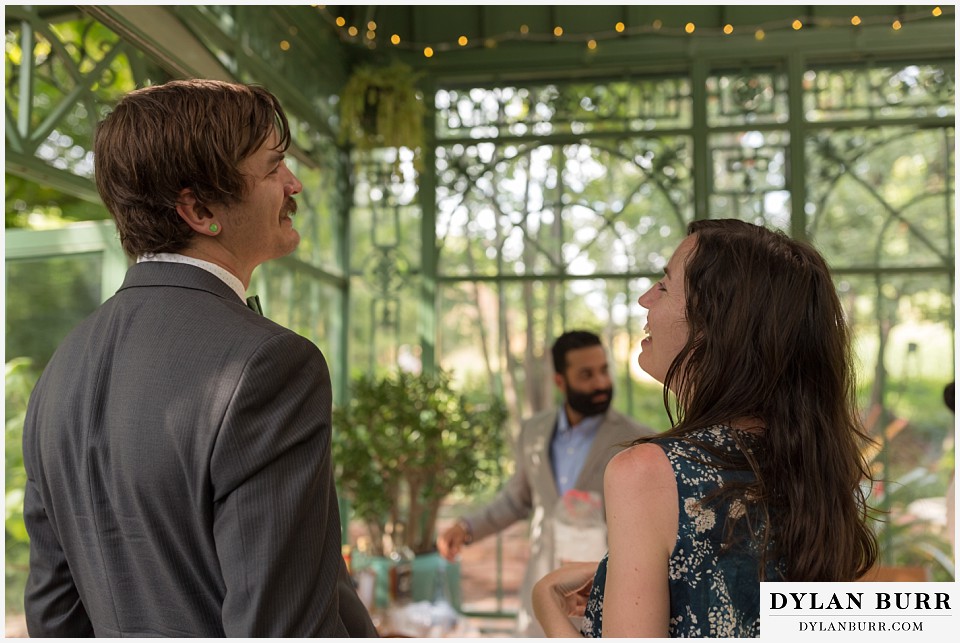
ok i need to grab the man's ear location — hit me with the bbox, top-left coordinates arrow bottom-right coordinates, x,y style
175,188 -> 219,236
553,372 -> 565,392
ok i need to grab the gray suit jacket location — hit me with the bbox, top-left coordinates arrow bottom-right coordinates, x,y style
22,261 -> 376,637
464,407 -> 654,636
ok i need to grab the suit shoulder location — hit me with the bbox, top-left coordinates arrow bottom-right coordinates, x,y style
522,407 -> 558,432
605,409 -> 657,438
237,318 -> 327,373
191,295 -> 324,360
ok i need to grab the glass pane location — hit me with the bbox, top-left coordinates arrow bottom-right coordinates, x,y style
256,262 -> 343,355
436,139 -> 692,277
838,272 -> 954,576
347,151 -> 421,374
350,154 -> 421,274
286,138 -> 344,273
436,76 -> 691,140
5,253 -> 103,368
706,68 -> 789,127
804,61 -> 955,122
709,130 -> 791,230
807,126 -> 955,269
437,278 -> 666,429
349,274 -> 419,376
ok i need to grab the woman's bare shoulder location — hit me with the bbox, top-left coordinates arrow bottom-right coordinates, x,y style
605,442 -> 674,490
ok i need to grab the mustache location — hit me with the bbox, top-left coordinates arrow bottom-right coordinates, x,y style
281,197 -> 297,216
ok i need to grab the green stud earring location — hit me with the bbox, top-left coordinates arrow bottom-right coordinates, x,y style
209,223 -> 219,233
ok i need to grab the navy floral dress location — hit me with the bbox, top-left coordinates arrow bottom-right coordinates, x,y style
581,426 -> 784,638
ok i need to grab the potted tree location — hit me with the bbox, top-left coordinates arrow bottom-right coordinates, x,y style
333,369 -> 506,609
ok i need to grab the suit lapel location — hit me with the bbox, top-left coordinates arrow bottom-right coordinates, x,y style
533,410 -> 561,507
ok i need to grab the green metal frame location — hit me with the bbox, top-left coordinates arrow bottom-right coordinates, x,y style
5,220 -> 128,301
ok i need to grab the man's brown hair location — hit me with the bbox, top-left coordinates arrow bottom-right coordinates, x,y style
93,79 -> 292,257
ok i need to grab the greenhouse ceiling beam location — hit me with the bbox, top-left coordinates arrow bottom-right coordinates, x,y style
80,6 -> 322,169
5,151 -> 102,205
392,21 -> 955,84
171,6 -> 339,145
80,5 -> 234,81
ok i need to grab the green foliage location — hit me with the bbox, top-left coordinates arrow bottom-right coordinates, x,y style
870,467 -> 955,581
333,370 -> 506,555
6,358 -> 40,612
5,176 -> 109,229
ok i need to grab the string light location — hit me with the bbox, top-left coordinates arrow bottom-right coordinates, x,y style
321,8 -> 946,56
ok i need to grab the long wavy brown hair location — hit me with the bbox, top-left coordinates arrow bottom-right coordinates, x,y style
639,219 -> 877,581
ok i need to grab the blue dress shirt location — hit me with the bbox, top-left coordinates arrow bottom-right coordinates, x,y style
550,408 -> 603,495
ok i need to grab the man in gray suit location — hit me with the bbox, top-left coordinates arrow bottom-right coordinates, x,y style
22,79 -> 376,637
436,330 -> 654,636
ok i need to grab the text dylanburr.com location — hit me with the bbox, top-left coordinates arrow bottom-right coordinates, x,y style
761,582 -> 956,639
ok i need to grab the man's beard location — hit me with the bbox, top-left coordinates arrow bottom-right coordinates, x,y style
566,385 -> 614,417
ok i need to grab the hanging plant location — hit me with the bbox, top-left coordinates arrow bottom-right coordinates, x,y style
338,61 -> 426,170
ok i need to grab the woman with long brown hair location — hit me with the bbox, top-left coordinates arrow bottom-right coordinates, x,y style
533,219 -> 877,637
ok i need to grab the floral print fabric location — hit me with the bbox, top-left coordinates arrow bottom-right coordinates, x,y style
580,426 -> 782,638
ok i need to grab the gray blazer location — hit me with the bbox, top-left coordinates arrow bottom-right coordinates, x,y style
464,406 -> 654,636
22,261 -> 376,637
